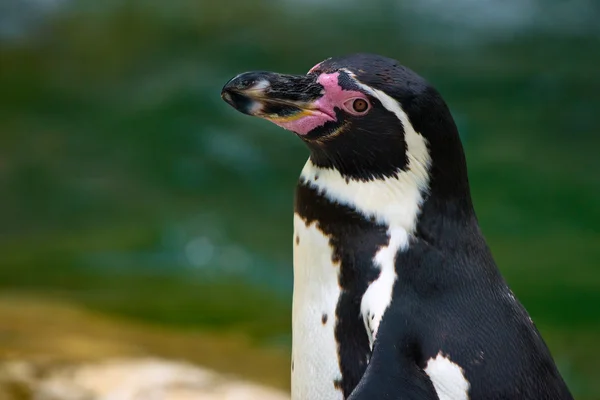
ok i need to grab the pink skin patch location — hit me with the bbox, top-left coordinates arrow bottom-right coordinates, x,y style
267,72 -> 369,136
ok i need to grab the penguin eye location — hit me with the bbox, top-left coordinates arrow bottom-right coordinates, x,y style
343,97 -> 371,115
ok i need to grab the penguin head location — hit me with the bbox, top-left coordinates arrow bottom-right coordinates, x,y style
222,54 -> 469,198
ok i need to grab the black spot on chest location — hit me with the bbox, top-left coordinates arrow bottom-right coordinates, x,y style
295,180 -> 389,398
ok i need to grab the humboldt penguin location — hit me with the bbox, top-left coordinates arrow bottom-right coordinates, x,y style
221,53 -> 573,400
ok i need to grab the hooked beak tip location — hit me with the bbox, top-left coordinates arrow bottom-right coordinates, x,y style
220,88 -> 234,106
221,72 -> 274,115
221,71 -> 326,126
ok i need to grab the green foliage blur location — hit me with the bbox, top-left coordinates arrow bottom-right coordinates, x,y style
0,0 -> 598,397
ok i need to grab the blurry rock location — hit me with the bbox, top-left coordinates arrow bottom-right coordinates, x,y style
0,358 -> 289,400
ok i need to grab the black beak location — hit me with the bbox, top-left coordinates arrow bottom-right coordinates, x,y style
221,71 -> 324,118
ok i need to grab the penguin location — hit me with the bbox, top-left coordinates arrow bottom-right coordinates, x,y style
221,54 -> 573,400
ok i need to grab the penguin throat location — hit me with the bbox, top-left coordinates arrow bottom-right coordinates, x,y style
299,159 -> 429,232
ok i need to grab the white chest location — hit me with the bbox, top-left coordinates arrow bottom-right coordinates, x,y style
291,214 -> 344,400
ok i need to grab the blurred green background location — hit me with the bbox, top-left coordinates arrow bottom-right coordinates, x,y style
0,0 -> 598,398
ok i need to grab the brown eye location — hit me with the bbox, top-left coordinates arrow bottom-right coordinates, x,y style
352,99 -> 368,113
343,97 -> 371,115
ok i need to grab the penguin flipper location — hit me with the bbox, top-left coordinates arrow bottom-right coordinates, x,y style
347,339 -> 439,400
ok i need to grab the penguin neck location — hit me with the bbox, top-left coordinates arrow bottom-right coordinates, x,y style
298,159 -> 424,233
298,156 -> 476,242
414,129 -> 479,248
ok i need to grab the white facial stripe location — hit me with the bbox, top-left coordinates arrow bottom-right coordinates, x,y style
347,72 -> 431,187
425,353 -> 470,400
361,228 -> 407,348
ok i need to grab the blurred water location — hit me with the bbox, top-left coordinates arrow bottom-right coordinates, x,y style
0,0 -> 68,40
81,215 -> 292,293
405,0 -> 600,37
4,0 -> 600,44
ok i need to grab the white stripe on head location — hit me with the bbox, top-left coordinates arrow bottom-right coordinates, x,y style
347,69 -> 431,188
300,73 -> 431,231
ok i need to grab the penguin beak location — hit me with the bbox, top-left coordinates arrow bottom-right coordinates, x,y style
221,71 -> 334,129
